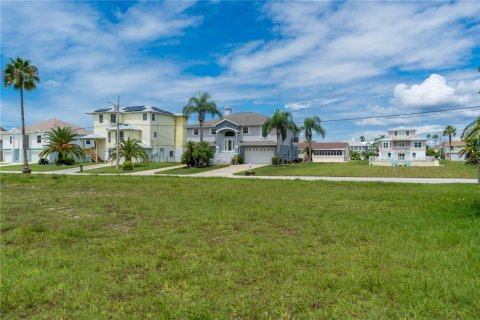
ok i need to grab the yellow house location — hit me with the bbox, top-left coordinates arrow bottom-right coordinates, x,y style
84,106 -> 186,162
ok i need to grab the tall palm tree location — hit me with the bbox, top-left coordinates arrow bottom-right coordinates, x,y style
426,134 -> 431,145
301,116 -> 326,162
442,125 -> 457,160
461,116 -> 480,142
39,127 -> 84,164
432,134 -> 439,149
2,57 -> 40,173
360,135 -> 365,142
183,92 -> 221,142
110,137 -> 149,164
262,109 -> 295,164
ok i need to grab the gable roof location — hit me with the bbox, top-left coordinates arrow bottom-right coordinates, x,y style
299,141 -> 349,150
442,140 -> 465,147
90,105 -> 175,115
188,112 -> 269,128
16,118 -> 92,135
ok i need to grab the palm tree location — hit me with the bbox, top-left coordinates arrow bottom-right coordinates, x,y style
442,125 -> 457,160
432,134 -> 439,149
183,92 -> 221,142
459,137 -> 480,184
360,135 -> 365,142
39,127 -> 85,164
110,137 -> 149,164
2,57 -> 40,173
461,116 -> 480,142
426,134 -> 431,146
300,116 -> 326,162
262,109 -> 296,164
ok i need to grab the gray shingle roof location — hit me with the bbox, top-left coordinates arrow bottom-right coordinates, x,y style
21,118 -> 91,135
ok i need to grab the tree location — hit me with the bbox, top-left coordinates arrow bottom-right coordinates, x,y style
461,116 -> 480,142
183,92 -> 221,142
432,134 -> 439,148
39,127 -> 85,165
360,135 -> 365,142
426,134 -> 431,145
262,109 -> 296,164
459,137 -> 480,184
181,141 -> 214,167
300,116 -> 326,162
109,137 -> 149,164
442,125 -> 457,160
2,57 -> 40,173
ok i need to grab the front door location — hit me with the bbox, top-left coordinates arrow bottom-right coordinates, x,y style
224,139 -> 234,151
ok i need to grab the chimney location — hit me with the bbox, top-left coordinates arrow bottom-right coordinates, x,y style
224,106 -> 232,116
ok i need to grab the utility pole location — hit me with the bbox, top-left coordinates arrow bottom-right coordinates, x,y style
116,96 -> 120,170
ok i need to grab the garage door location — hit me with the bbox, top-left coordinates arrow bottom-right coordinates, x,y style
244,147 -> 275,164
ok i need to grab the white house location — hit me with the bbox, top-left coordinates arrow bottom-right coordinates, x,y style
298,141 -> 350,162
371,128 -> 438,166
86,105 -> 187,162
2,118 -> 91,163
438,140 -> 466,161
186,107 -> 299,164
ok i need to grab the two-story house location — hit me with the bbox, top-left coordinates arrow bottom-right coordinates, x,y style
438,140 -> 466,161
2,118 -> 91,163
86,106 -> 186,162
372,128 -> 438,166
186,107 -> 299,164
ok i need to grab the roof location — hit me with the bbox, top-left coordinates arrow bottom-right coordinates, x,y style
442,140 -> 465,147
188,112 -> 269,128
91,105 -> 175,115
239,140 -> 277,147
388,127 -> 418,131
80,132 -> 106,139
299,141 -> 349,150
13,118 -> 91,135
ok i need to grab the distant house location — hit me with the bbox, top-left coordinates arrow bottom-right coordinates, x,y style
0,127 -> 6,161
345,139 -> 374,158
437,141 -> 466,161
187,107 -> 299,164
371,127 -> 438,166
298,141 -> 350,162
86,106 -> 187,162
2,118 -> 91,163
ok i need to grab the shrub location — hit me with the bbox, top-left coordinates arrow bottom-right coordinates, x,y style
271,156 -> 280,165
350,151 -> 361,160
237,154 -> 244,164
56,157 -> 75,166
182,141 -> 214,167
38,158 -> 49,165
122,161 -> 134,171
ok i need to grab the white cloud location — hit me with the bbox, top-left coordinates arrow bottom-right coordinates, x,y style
285,98 -> 345,110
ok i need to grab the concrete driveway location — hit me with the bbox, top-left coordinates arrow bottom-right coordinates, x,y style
191,164 -> 268,177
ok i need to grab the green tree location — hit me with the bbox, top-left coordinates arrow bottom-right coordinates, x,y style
461,116 -> 480,142
300,116 -> 326,162
39,127 -> 85,165
442,125 -> 457,160
459,137 -> 480,184
360,135 -> 365,142
109,137 -> 149,164
432,134 -> 439,148
426,134 -> 431,145
183,92 -> 221,142
262,109 -> 296,164
2,57 -> 40,173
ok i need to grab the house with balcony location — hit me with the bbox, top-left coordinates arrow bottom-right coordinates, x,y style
186,107 -> 299,164
86,106 -> 186,162
2,118 -> 91,163
370,128 -> 438,166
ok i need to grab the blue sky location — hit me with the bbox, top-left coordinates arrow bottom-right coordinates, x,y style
1,0 -> 479,141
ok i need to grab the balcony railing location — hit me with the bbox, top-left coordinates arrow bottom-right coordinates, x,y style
391,146 -> 411,150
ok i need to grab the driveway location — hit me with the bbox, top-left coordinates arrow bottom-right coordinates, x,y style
191,164 -> 268,177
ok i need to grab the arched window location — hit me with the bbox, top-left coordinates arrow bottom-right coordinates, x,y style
225,131 -> 235,137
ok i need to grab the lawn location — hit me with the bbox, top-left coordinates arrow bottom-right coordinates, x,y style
85,162 -> 178,174
156,164 -> 229,175
239,160 -> 478,178
0,162 -> 98,172
1,175 -> 479,318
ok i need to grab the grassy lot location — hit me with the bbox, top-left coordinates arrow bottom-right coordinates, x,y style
156,164 -> 229,175
1,175 -> 479,318
85,162 -> 178,174
0,162 -> 98,172
239,160 -> 477,178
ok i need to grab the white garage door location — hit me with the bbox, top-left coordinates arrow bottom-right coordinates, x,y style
244,147 -> 275,164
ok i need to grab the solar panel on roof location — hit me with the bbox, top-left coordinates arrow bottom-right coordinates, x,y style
123,106 -> 146,112
152,107 -> 173,114
94,108 -> 111,112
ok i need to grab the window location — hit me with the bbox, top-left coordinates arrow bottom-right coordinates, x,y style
99,114 -> 104,123
211,128 -> 216,135
242,127 -> 249,134
154,132 -> 157,138
383,142 -> 389,148
151,113 -> 155,121
406,131 -> 410,136
394,131 -> 398,136
388,152 -> 391,158
193,128 -> 199,135
169,150 -> 174,157
143,113 -> 147,121
110,114 -> 116,123
86,140 -> 91,145
119,131 -> 124,142
412,152 -> 416,159
108,132 -> 111,143
414,142 -> 421,148
37,135 -> 41,143
9,136 -> 12,144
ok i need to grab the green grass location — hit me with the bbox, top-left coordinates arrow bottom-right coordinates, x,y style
85,162 -> 178,174
0,162 -> 98,172
1,174 -> 479,318
156,164 -> 229,175
238,160 -> 478,178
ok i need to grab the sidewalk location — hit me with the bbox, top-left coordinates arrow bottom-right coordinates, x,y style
54,163 -> 113,174
125,164 -> 186,175
190,164 -> 267,177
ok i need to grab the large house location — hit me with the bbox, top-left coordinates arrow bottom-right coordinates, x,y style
298,141 -> 350,162
86,106 -> 186,162
186,107 -> 299,164
437,140 -> 466,161
372,128 -> 438,166
2,118 -> 91,163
